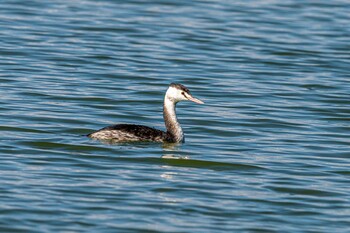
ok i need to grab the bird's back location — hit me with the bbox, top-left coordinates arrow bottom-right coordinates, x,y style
87,124 -> 166,142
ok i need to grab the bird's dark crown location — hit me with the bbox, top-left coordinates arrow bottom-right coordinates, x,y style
169,83 -> 190,94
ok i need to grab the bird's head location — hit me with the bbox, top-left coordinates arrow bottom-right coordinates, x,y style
165,83 -> 204,104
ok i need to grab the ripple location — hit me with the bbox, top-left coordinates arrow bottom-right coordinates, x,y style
1,0 -> 350,232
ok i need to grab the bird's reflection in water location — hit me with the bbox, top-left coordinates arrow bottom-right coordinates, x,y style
161,154 -> 189,159
161,142 -> 189,159
88,138 -> 190,159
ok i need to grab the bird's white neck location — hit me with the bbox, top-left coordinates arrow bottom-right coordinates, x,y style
163,97 -> 184,143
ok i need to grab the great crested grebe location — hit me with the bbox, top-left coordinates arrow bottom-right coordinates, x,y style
87,83 -> 204,143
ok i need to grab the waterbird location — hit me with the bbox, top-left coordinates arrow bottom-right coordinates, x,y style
87,83 -> 204,143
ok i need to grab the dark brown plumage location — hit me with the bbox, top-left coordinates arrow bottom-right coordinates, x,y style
87,83 -> 203,143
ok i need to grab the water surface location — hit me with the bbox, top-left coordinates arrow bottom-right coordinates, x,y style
1,0 -> 350,232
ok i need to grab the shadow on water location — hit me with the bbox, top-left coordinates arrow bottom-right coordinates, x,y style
118,156 -> 265,171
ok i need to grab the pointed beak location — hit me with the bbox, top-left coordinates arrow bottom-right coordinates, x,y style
187,95 -> 204,104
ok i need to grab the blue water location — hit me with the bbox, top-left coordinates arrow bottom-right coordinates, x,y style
1,0 -> 350,232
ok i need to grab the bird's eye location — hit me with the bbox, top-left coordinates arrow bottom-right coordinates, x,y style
181,92 -> 185,95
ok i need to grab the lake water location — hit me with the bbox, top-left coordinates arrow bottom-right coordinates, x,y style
1,0 -> 349,232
